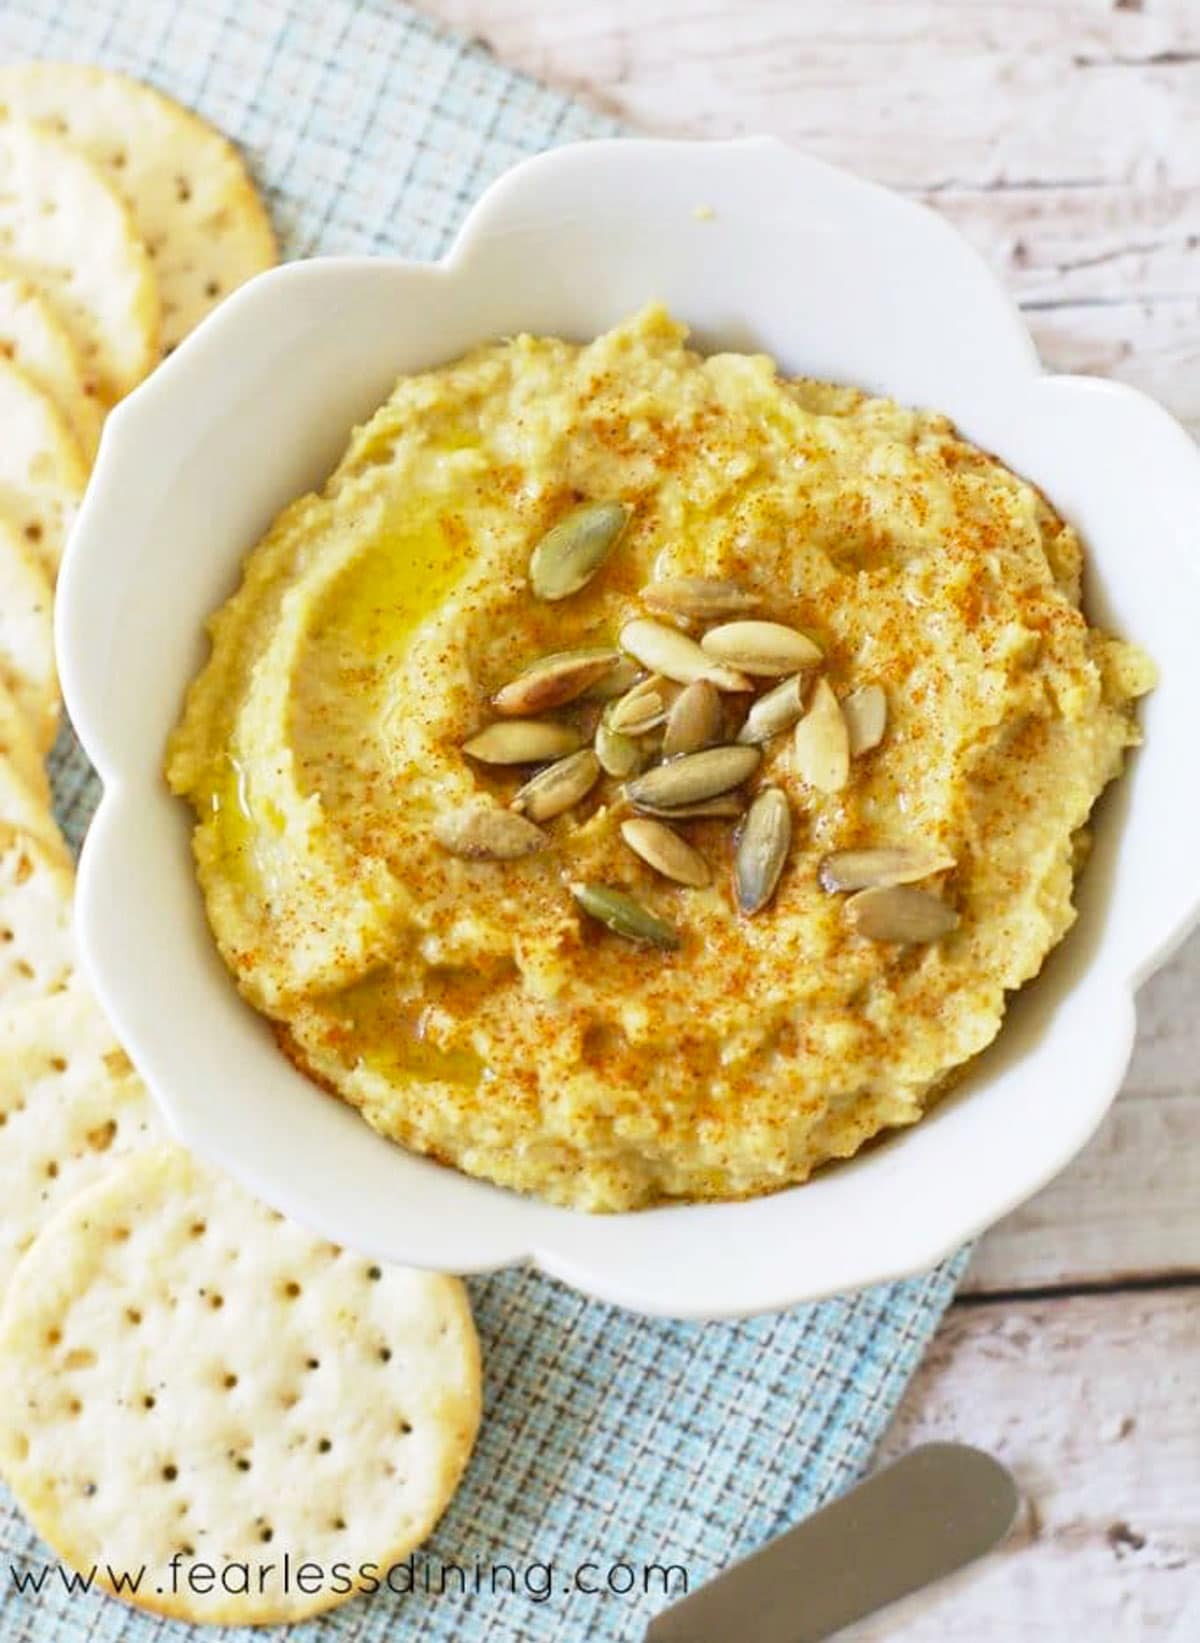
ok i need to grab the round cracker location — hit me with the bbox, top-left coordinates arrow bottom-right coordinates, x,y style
0,66 -> 276,353
0,358 -> 87,580
0,675 -> 49,804
0,261 -> 103,459
0,510 -> 57,748
0,117 -> 158,402
0,1145 -> 481,1625
0,983 -> 163,1292
0,822 -> 74,1005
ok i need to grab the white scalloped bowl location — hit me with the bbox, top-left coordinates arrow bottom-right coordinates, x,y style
57,137 -> 1200,1318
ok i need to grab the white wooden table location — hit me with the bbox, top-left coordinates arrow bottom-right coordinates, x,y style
420,2 -> 1199,1633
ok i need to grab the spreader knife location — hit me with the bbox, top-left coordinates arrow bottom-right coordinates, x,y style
646,1442 -> 1018,1643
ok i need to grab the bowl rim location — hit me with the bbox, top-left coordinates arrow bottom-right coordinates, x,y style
57,134 -> 1200,1318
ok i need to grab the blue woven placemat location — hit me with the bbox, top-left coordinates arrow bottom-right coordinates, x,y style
0,2 -> 970,1638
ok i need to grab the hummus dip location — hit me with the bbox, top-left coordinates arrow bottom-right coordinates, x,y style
167,306 -> 1154,1212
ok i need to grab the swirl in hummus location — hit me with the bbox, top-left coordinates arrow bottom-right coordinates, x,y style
166,306 -> 1154,1211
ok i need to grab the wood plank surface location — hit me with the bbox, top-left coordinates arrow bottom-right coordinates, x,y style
854,1290 -> 1200,1638
1028,297 -> 1200,437
425,1 -> 1200,437
425,0 -> 1200,189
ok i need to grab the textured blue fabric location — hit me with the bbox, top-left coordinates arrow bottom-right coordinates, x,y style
0,2 -> 970,1637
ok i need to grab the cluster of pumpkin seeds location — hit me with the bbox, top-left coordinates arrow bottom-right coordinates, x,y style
437,499 -> 959,948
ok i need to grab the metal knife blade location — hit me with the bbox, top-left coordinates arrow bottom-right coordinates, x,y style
645,1442 -> 1019,1643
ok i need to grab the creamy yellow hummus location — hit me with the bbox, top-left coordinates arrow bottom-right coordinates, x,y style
167,306 -> 1153,1211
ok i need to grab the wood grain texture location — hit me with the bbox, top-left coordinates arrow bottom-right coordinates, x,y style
1029,297 -> 1200,437
425,0 -> 1200,185
853,1291 -> 1200,1639
421,4 -> 1200,439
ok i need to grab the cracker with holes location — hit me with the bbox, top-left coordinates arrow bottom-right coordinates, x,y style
0,66 -> 277,354
0,357 -> 87,581
0,117 -> 158,402
0,822 -> 75,1005
0,983 -> 163,1291
0,262 -> 103,460
0,1145 -> 481,1625
0,512 -> 57,748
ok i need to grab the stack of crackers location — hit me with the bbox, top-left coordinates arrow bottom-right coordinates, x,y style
0,65 -> 480,1625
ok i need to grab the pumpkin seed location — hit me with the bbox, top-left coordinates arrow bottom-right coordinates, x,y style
462,720 -> 581,765
734,787 -> 792,915
595,717 -> 648,778
583,656 -> 643,701
572,883 -> 680,949
628,794 -> 746,820
621,818 -> 711,887
792,678 -> 850,792
641,576 -> 759,623
701,620 -> 823,676
843,684 -> 889,755
433,806 -> 546,860
845,885 -> 960,942
608,674 -> 673,735
736,674 -> 807,744
626,744 -> 760,810
620,618 -> 751,692
818,845 -> 956,894
493,648 -> 619,715
662,679 -> 723,758
512,749 -> 601,821
529,500 -> 631,601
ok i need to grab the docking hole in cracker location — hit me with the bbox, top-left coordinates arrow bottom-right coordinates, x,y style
0,356 -> 87,581
0,262 -> 103,460
0,982 -> 164,1291
0,117 -> 158,402
0,65 -> 277,353
0,821 -> 75,1004
0,512 -> 58,749
0,1145 -> 482,1626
